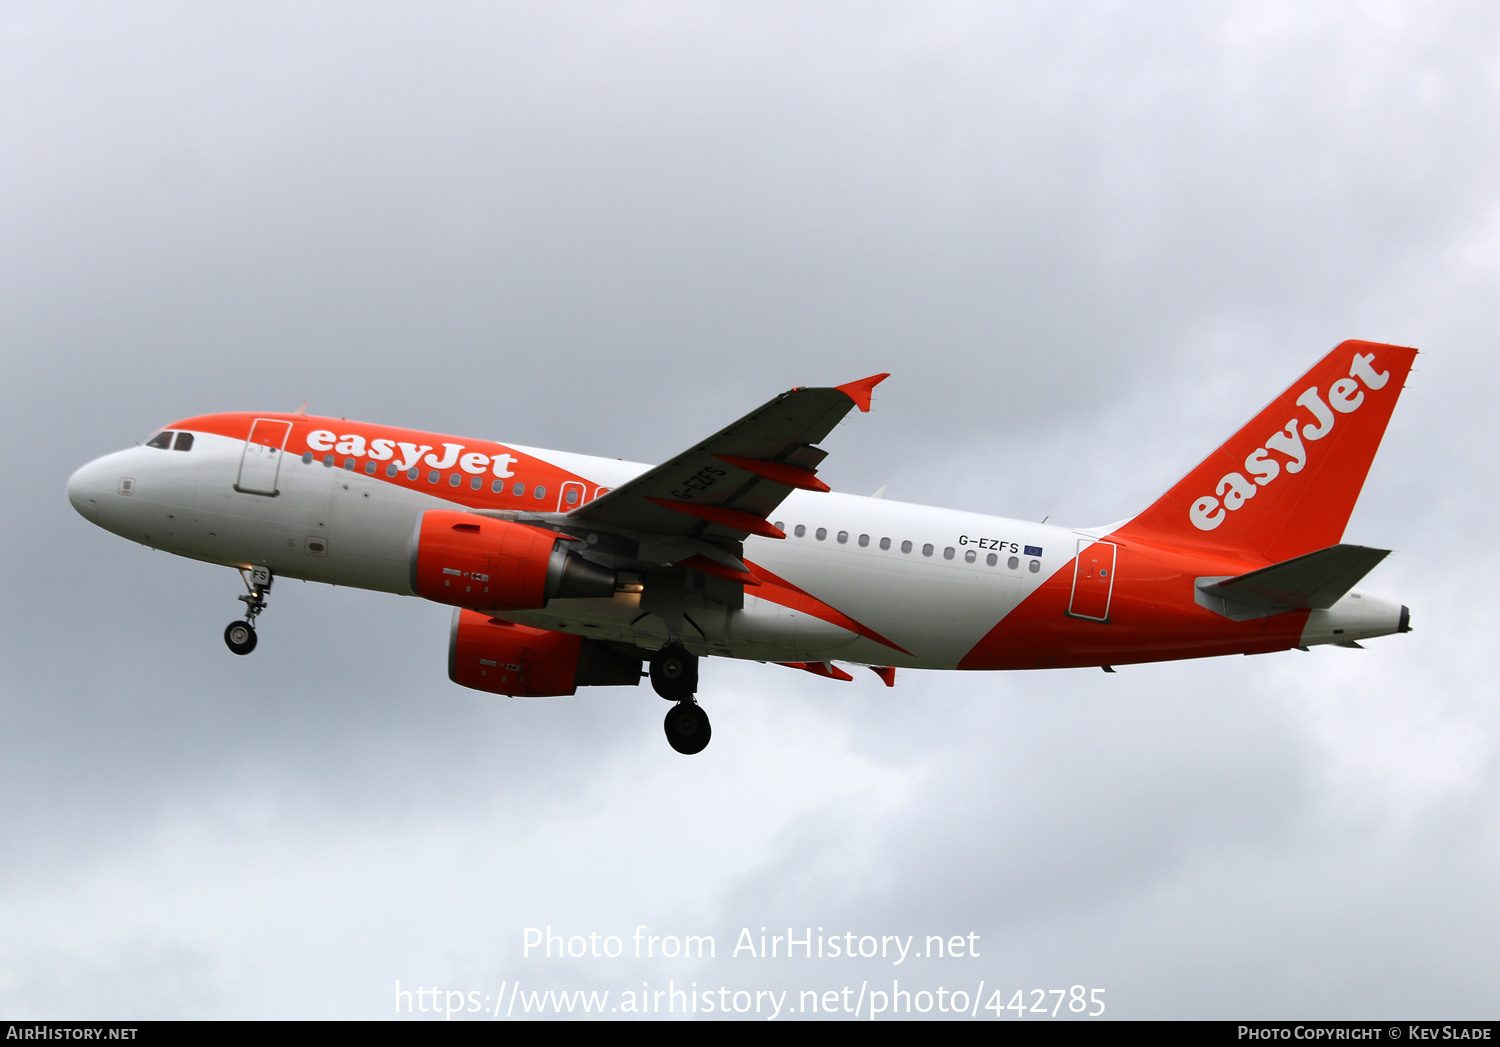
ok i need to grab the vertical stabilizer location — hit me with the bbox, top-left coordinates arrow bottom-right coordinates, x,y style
1121,340 -> 1416,562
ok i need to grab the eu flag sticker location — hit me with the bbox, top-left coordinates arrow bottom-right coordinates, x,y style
1024,545 -> 1043,557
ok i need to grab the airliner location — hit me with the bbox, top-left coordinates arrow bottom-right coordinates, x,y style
66,340 -> 1414,754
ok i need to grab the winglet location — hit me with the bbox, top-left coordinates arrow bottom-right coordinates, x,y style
835,373 -> 890,413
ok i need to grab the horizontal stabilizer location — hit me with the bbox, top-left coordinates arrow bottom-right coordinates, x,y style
1197,544 -> 1389,615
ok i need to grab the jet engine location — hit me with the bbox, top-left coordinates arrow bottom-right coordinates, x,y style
409,510 -> 616,609
448,609 -> 642,697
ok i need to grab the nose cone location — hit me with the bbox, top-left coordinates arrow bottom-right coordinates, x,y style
67,458 -> 108,521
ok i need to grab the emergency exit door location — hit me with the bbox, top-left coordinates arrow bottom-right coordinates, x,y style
558,481 -> 588,512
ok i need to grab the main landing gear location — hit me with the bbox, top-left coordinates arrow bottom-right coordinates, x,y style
651,643 -> 710,755
225,566 -> 272,656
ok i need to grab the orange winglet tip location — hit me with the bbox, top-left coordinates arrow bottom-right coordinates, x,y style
835,373 -> 890,413
713,455 -> 830,492
778,661 -> 855,682
869,665 -> 895,687
680,554 -> 761,586
645,498 -> 786,539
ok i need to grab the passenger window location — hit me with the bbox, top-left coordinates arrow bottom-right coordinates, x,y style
513,482 -> 525,496
815,528 -> 827,541
773,521 -> 784,532
534,485 -> 546,499
387,463 -> 398,477
880,537 -> 891,551
965,549 -> 976,563
365,461 -> 376,475
407,468 -> 419,480
173,432 -> 194,451
470,476 -> 482,490
428,470 -> 440,483
566,488 -> 579,504
1008,556 -> 1019,569
900,540 -> 912,554
1029,559 -> 1041,572
449,473 -> 461,487
922,544 -> 934,557
943,547 -> 955,560
986,553 -> 997,566
492,480 -> 503,493
837,531 -> 848,544
344,458 -> 355,471
323,454 -> 335,467
794,525 -> 806,538
146,431 -> 173,449
302,452 -> 314,464
858,534 -> 869,547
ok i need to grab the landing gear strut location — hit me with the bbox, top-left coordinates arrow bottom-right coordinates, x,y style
225,566 -> 272,656
650,643 -> 710,754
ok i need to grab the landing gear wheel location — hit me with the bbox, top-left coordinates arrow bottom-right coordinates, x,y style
650,643 -> 699,701
664,702 -> 711,755
224,620 -> 258,656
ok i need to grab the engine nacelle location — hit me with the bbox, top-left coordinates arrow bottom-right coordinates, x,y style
409,510 -> 616,610
448,609 -> 642,697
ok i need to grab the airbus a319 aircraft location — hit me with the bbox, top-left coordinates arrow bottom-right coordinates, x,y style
68,340 -> 1414,754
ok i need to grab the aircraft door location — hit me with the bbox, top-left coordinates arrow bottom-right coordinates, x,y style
558,481 -> 587,512
235,419 -> 293,496
1067,539 -> 1117,621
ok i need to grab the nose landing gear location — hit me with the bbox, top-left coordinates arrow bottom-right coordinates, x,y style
650,643 -> 710,754
225,566 -> 272,656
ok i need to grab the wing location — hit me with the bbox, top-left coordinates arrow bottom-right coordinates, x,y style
568,374 -> 888,542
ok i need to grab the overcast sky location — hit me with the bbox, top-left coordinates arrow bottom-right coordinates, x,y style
3,1 -> 1498,1019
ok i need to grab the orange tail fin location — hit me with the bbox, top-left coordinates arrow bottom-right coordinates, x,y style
1121,340 -> 1417,562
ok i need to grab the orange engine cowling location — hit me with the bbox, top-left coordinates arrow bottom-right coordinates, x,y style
448,609 -> 644,697
409,510 -> 616,610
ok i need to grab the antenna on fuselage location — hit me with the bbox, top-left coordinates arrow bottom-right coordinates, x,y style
871,485 -> 887,499
293,401 -> 308,415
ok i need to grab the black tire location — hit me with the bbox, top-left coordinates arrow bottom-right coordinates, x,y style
649,643 -> 698,701
224,620 -> 257,656
664,702 -> 711,755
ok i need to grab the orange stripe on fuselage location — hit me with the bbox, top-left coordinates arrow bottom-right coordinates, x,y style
958,537 -> 1310,670
743,558 -> 913,657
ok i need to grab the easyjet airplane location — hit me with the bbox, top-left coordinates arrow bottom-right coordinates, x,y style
67,340 -> 1414,754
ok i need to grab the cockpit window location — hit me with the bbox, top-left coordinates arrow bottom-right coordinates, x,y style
172,432 -> 194,452
145,431 -> 174,449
